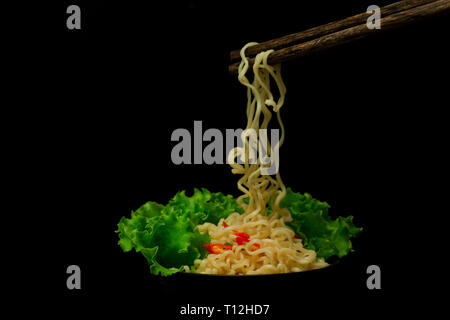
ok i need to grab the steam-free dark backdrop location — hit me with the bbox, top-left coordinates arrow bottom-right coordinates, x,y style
18,0 -> 447,318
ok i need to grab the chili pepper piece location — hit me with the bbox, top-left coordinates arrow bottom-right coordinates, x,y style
204,243 -> 232,254
236,236 -> 250,246
204,244 -> 214,253
232,230 -> 250,239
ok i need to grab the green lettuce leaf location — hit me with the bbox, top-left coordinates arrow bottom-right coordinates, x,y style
282,188 -> 362,260
167,188 -> 244,225
141,247 -> 184,277
116,189 -> 242,276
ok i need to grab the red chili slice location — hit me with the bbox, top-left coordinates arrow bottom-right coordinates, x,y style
250,243 -> 261,251
232,230 -> 250,239
204,244 -> 232,254
236,236 -> 249,246
223,221 -> 229,228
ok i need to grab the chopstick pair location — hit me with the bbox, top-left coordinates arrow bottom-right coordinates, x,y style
228,0 -> 450,74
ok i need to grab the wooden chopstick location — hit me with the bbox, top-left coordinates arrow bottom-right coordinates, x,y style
228,0 -> 450,75
229,0 -> 437,63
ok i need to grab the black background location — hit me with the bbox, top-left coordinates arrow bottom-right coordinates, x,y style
11,0 -> 448,318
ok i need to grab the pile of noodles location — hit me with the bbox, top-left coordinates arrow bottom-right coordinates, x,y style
189,43 -> 327,275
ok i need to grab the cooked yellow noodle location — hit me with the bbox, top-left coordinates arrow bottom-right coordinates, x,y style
192,43 -> 327,274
